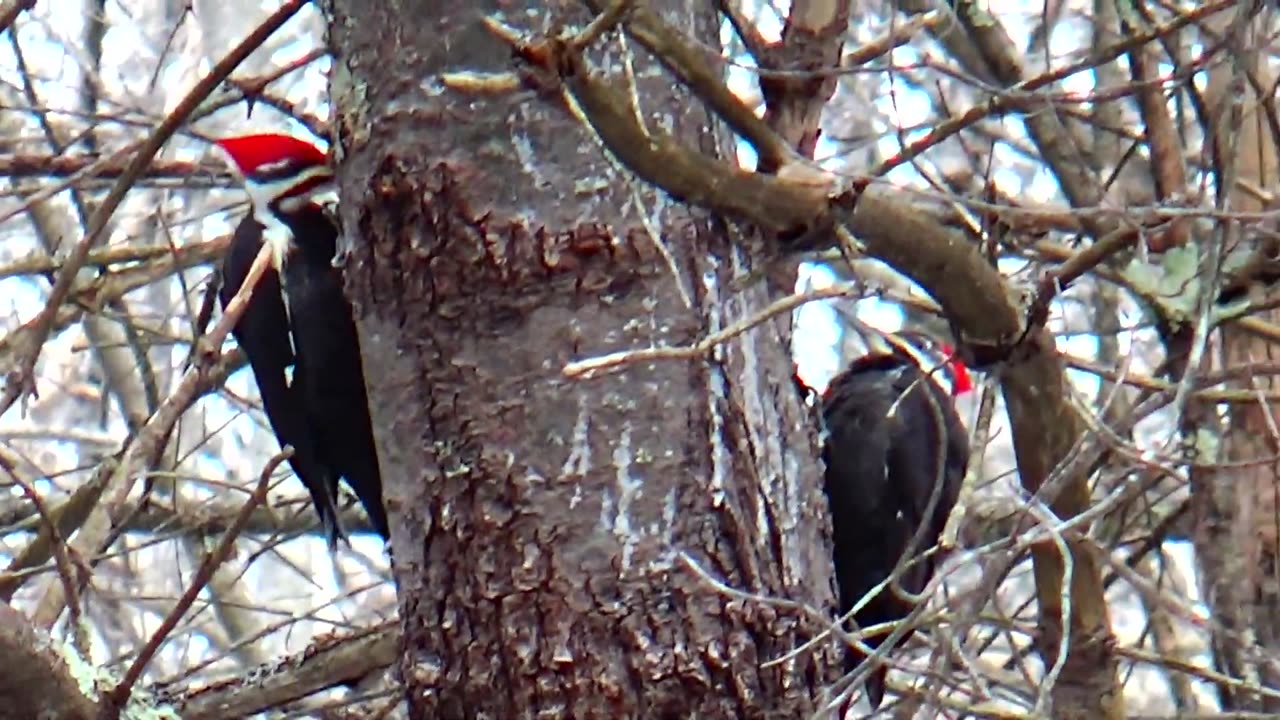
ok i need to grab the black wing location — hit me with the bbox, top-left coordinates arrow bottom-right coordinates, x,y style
821,353 -> 967,708
278,208 -> 390,541
221,215 -> 346,545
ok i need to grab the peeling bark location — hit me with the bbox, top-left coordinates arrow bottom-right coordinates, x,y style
324,1 -> 833,716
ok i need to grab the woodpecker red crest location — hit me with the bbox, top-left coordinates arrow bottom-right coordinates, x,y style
215,133 -> 336,272
215,133 -> 334,220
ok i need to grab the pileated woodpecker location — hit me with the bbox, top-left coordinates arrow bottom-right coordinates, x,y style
215,133 -> 389,546
811,326 -> 971,709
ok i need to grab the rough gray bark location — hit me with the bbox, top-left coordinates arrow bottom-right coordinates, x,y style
324,1 -> 834,716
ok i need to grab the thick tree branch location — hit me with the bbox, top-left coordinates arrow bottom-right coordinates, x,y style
581,0 -> 799,172
0,603 -> 96,720
498,29 -> 832,240
0,0 -> 35,38
159,623 -> 398,720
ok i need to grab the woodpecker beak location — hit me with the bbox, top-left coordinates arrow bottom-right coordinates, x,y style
310,187 -> 340,210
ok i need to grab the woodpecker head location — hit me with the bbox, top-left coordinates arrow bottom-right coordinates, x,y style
215,133 -> 334,220
862,327 -> 974,397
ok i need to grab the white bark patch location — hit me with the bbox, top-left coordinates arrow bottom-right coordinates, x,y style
510,106 -> 549,189
563,392 -> 591,476
657,488 -> 678,565
602,425 -> 642,571
701,261 -> 730,509
706,366 -> 729,509
729,247 -> 789,572
561,393 -> 592,511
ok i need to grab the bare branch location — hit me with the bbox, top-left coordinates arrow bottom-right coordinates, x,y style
30,241 -> 275,629
101,448 -> 288,717
563,285 -> 857,378
161,623 -> 398,720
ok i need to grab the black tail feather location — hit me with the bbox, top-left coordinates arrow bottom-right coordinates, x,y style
864,662 -> 887,710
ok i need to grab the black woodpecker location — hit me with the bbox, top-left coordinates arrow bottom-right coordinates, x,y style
216,133 -> 389,547
812,326 -> 971,708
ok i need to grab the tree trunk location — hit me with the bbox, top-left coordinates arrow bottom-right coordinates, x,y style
1204,17 -> 1280,708
1192,8 -> 1280,707
323,1 -> 834,716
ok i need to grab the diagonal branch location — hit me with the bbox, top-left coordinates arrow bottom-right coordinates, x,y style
546,37 -> 832,236
580,0 -> 798,171
0,603 -> 96,720
100,448 -> 287,717
0,0 -> 35,39
28,241 -> 276,629
160,622 -> 399,719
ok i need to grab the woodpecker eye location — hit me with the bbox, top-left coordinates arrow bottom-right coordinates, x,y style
250,157 -> 322,185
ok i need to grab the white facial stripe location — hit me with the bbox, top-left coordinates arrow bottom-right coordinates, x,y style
241,164 -> 333,216
277,182 -> 338,215
253,158 -> 297,176
308,187 -> 339,207
261,221 -> 293,272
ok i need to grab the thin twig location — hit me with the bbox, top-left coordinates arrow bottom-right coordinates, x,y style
563,285 -> 857,379
582,0 -> 797,171
870,0 -> 1234,178
1026,501 -> 1073,716
30,241 -> 275,628
102,447 -> 290,716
